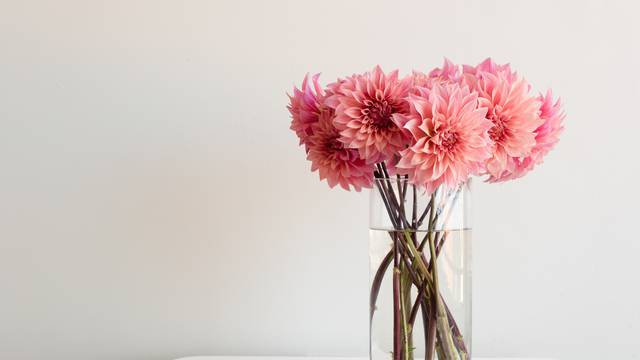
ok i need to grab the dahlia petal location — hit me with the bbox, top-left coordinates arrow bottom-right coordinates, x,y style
404,118 -> 425,140
346,120 -> 362,129
344,107 -> 362,118
410,97 -> 430,119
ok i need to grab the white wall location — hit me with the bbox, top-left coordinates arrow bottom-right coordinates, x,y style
1,1 -> 639,359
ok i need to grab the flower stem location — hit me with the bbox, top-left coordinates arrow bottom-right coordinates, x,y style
399,262 -> 412,360
370,249 -> 393,322
426,194 -> 459,360
393,234 -> 403,360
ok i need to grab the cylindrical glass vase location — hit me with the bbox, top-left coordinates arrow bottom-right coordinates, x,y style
369,177 -> 472,360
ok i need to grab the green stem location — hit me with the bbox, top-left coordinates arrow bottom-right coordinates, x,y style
393,239 -> 402,360
399,263 -> 412,360
427,201 -> 459,360
435,336 -> 446,360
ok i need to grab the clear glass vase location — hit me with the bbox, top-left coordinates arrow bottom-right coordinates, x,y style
369,177 -> 472,360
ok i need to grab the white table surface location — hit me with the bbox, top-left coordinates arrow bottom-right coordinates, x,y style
175,356 -> 554,360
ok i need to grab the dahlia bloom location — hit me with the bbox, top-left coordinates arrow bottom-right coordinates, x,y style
326,66 -> 412,164
462,58 -> 518,85
531,90 -> 565,163
394,83 -> 493,194
306,107 -> 374,191
474,71 -> 544,182
492,90 -> 565,181
427,58 -> 462,84
412,58 -> 462,91
288,73 -> 324,151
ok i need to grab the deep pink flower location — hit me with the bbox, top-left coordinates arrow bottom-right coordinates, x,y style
306,107 -> 374,191
532,90 -> 565,163
492,90 -> 565,181
473,71 -> 544,182
326,66 -> 412,163
288,73 -> 324,151
394,83 -> 492,194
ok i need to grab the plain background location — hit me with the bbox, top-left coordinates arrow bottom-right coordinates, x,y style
1,0 -> 639,359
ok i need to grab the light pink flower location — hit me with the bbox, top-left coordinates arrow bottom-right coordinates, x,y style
306,107 -> 374,191
427,58 -> 462,84
412,58 -> 462,92
492,90 -> 565,181
394,83 -> 493,194
288,73 -> 324,151
326,66 -> 412,163
462,58 -> 518,85
474,71 -> 544,182
411,70 -> 430,89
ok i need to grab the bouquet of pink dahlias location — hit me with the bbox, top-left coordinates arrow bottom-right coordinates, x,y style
287,59 -> 564,360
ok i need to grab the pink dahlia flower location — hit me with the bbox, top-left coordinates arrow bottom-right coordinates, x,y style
474,71 -> 544,182
412,58 -> 462,92
288,73 -> 324,151
531,90 -> 565,163
427,58 -> 462,84
326,66 -> 412,164
462,58 -> 518,85
306,107 -> 374,191
492,90 -> 566,181
394,83 -> 493,194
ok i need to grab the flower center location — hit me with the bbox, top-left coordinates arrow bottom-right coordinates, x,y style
325,135 -> 344,152
488,106 -> 507,143
439,131 -> 458,151
363,99 -> 394,130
